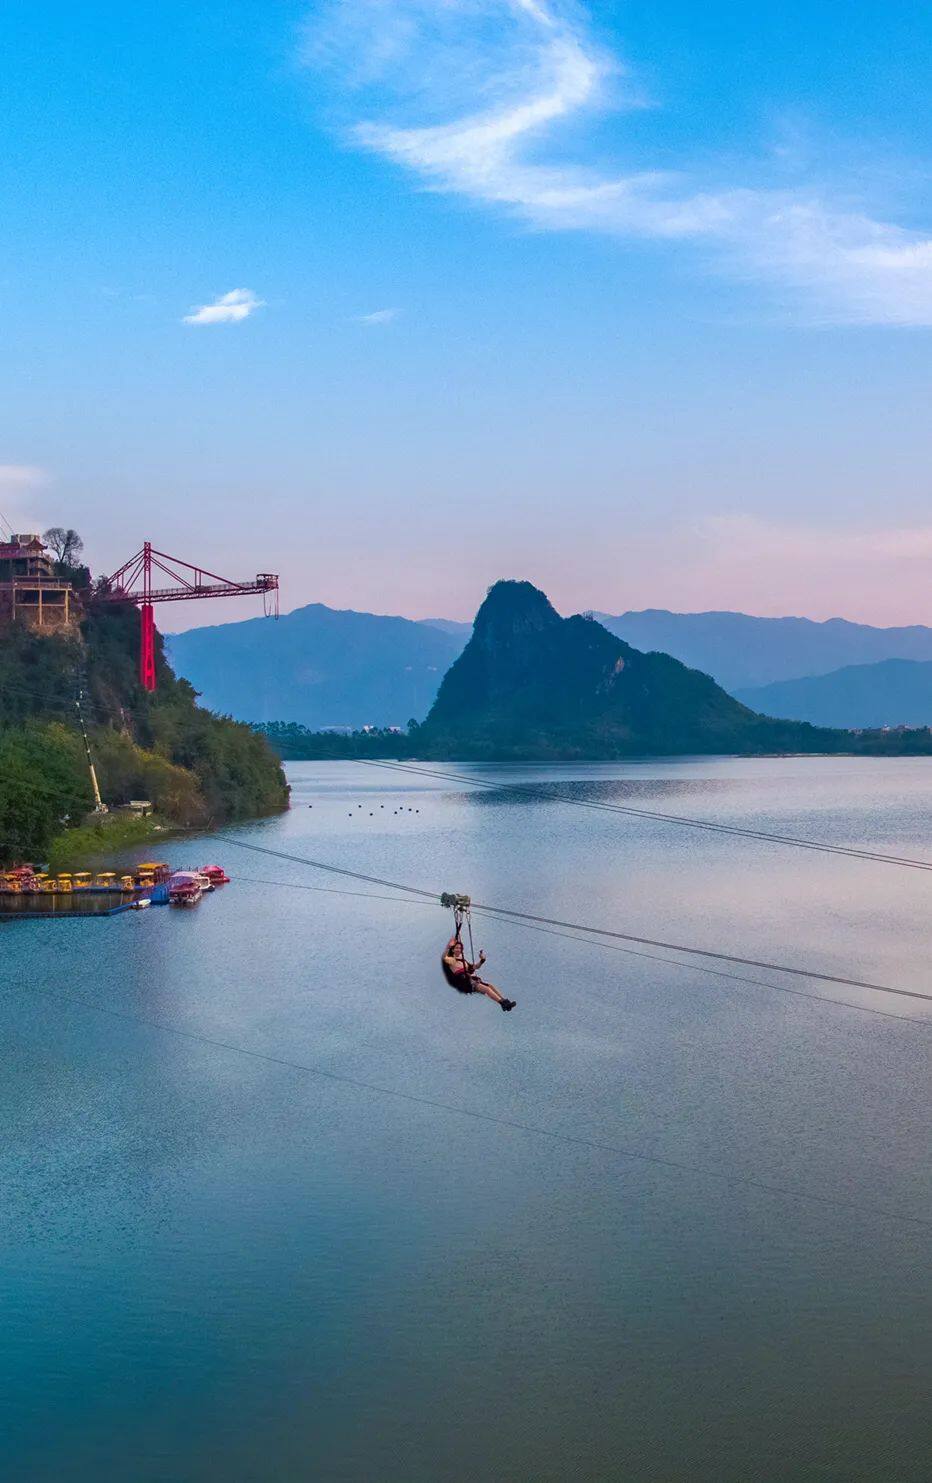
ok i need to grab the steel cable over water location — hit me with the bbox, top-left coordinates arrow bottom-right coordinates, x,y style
6,977 -> 931,1234
2,798 -> 929,1227
230,873 -> 932,1029
220,836 -> 932,1006
2,767 -> 928,1008
4,685 -> 929,869
355,758 -> 932,872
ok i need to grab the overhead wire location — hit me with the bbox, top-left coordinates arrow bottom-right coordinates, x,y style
469,905 -> 932,1029
355,758 -> 932,872
230,871 -> 932,1029
5,686 -> 928,870
3,764 -> 928,1010
3,778 -> 929,1229
219,872 -> 432,909
7,975 -> 931,1233
0,676 -> 141,726
219,835 -> 932,1007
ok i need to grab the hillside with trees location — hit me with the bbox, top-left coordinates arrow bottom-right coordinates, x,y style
255,582 -> 932,762
0,540 -> 288,862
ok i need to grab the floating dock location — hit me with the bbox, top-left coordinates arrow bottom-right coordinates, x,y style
0,860 -> 214,921
0,893 -> 148,921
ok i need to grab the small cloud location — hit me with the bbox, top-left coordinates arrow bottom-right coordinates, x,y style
0,464 -> 48,491
182,288 -> 265,326
355,307 -> 399,325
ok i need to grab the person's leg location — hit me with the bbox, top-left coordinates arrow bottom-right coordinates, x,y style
472,976 -> 515,1010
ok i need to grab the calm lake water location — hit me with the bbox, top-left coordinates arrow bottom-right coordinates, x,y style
2,757 -> 931,1482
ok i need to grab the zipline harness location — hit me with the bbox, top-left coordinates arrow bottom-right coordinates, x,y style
441,891 -> 476,963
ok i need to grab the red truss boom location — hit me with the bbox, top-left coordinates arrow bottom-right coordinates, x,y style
100,542 -> 279,691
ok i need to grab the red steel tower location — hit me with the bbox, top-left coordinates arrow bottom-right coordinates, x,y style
100,542 -> 279,692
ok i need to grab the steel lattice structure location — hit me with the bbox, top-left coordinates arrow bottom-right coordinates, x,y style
100,542 -> 279,691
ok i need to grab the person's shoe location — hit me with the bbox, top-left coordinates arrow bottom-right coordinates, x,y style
500,998 -> 516,1012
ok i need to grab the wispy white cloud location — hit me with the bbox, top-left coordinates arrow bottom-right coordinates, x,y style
305,1 -> 932,326
0,464 -> 49,533
182,288 -> 265,326
0,464 -> 48,491
702,514 -> 932,566
675,514 -> 932,622
355,307 -> 400,324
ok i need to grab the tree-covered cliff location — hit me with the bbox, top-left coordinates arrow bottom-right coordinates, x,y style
0,600 -> 288,862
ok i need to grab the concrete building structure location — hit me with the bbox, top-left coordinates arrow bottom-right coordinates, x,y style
0,534 -> 76,631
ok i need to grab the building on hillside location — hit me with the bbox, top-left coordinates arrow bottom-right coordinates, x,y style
0,534 -> 76,632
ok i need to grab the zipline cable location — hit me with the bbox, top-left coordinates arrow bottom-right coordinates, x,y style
219,836 -> 932,1006
6,977 -> 931,1233
2,768 -> 926,1008
0,677 -> 134,724
0,767 -> 96,807
230,873 -> 932,1030
225,873 -> 432,908
356,758 -> 932,872
470,905 -> 932,1027
4,682 -> 927,869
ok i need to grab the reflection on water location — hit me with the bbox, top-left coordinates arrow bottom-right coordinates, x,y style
0,892 -> 130,918
2,757 -> 931,1482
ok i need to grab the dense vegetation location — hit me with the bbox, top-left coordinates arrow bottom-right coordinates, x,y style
256,582 -> 932,762
0,593 -> 288,863
256,723 -> 412,760
413,583 -> 932,759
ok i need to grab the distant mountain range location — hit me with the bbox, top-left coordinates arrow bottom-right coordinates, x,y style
735,658 -> 932,730
258,582 -> 931,760
166,601 -> 932,730
166,603 -> 464,730
595,610 -> 932,692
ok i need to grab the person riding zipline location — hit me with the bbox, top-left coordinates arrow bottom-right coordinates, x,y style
440,897 -> 516,1012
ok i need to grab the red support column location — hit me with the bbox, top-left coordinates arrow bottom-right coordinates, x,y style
139,541 -> 156,690
140,603 -> 156,691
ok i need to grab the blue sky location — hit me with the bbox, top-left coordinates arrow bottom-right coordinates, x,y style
1,0 -> 931,626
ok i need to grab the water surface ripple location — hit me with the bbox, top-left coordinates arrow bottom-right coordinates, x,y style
2,757 -> 930,1482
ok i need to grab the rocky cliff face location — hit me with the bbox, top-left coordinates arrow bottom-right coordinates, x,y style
417,580 -> 844,758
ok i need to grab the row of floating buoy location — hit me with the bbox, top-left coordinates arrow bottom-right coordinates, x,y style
342,803 -> 420,818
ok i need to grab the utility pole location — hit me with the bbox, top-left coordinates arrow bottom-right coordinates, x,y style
74,673 -> 108,814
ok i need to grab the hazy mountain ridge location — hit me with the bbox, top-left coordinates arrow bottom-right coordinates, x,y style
735,658 -> 932,730
595,610 -> 932,691
167,602 -> 465,730
166,599 -> 932,729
